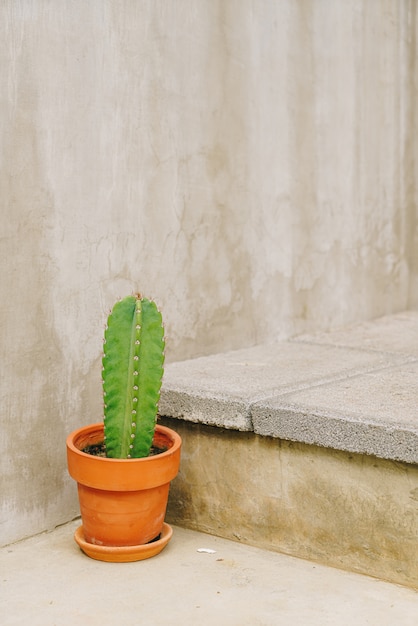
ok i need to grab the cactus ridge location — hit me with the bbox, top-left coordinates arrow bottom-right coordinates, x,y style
102,295 -> 165,458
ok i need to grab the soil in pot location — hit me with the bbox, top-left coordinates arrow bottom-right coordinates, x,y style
82,441 -> 168,457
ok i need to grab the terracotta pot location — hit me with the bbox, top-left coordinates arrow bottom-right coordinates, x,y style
66,423 -> 181,561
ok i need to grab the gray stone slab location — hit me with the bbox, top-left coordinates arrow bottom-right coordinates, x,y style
294,310 -> 418,356
160,342 -> 409,431
160,312 -> 418,462
252,360 -> 418,463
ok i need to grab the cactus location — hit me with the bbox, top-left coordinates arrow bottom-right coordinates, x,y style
102,294 -> 165,458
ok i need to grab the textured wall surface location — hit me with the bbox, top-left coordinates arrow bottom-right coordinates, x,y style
0,0 -> 417,545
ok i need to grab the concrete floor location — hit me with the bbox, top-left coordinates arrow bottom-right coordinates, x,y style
1,520 -> 417,626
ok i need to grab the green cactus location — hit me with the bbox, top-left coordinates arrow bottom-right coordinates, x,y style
102,294 -> 165,458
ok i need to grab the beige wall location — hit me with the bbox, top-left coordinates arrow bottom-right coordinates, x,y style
1,0 -> 417,545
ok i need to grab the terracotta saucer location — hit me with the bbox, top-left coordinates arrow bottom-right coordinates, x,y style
74,523 -> 173,562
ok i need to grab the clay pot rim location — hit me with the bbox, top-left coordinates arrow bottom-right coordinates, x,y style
66,422 -> 181,464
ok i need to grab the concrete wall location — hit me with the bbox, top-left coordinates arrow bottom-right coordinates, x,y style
0,0 -> 417,545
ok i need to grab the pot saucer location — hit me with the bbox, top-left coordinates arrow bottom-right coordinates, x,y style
74,523 -> 173,562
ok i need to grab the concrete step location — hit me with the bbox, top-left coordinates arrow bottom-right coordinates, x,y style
1,520 -> 417,626
159,311 -> 418,589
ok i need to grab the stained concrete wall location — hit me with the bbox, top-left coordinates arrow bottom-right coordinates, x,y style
0,1 -> 417,545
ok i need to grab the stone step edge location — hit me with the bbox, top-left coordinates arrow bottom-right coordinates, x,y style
159,311 -> 418,464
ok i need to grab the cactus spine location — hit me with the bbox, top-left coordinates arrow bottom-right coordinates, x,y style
102,295 -> 165,458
